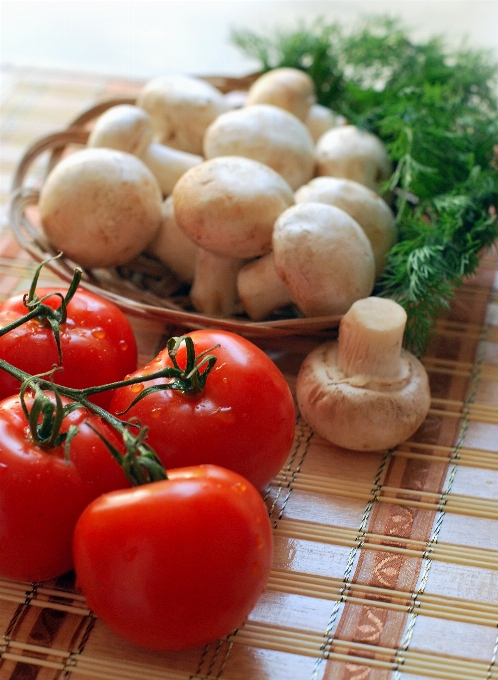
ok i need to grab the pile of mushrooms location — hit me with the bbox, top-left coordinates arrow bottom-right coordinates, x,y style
36,66 -> 433,453
38,67 -> 395,319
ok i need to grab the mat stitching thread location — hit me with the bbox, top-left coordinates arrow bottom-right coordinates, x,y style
310,449 -> 392,680
0,584 -> 37,657
392,322 -> 489,678
60,613 -> 96,678
485,627 -> 498,680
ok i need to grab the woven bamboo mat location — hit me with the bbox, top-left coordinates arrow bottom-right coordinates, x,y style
1,65 -> 498,680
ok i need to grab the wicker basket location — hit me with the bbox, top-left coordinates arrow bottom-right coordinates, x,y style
9,75 -> 343,340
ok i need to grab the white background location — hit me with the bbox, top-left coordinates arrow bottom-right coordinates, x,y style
1,1 -> 498,80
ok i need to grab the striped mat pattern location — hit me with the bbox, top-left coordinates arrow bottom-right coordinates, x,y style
0,65 -> 497,680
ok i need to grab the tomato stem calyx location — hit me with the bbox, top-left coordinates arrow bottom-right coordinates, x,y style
0,257 -> 84,365
21,375 -> 80,453
116,336 -> 219,414
89,420 -> 167,485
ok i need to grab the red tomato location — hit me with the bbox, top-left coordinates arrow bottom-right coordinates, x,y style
73,464 -> 273,651
0,393 -> 130,582
109,330 -> 296,490
0,287 -> 138,408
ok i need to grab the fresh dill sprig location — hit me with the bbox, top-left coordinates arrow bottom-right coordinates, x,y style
231,16 -> 498,355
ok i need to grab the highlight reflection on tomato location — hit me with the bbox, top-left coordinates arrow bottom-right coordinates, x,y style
110,330 -> 296,490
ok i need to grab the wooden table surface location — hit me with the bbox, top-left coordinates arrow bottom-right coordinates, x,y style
1,65 -> 498,680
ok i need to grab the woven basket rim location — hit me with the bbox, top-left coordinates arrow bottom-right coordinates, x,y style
9,87 -> 343,340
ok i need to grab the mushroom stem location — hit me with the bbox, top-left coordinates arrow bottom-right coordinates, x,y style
237,253 -> 292,321
147,196 -> 197,283
140,143 -> 202,196
336,297 -> 408,381
87,104 -> 202,196
190,250 -> 246,317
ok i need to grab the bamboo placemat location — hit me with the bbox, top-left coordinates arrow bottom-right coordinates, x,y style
1,65 -> 498,680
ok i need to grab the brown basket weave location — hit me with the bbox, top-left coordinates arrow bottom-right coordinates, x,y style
9,75 -> 342,340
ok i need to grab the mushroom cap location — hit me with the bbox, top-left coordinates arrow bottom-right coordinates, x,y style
245,67 -> 316,121
39,148 -> 162,269
87,104 -> 153,156
296,340 -> 431,451
314,125 -> 392,192
203,104 -> 315,191
172,156 -> 295,259
305,104 -> 347,143
272,202 -> 375,316
295,176 -> 397,278
137,74 -> 229,155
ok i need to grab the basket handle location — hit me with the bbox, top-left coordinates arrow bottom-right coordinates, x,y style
11,129 -> 89,193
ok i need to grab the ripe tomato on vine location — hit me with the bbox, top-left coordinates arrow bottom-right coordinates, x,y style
110,330 -> 296,490
0,286 -> 137,408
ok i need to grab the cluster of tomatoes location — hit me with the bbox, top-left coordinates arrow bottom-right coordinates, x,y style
0,282 -> 296,651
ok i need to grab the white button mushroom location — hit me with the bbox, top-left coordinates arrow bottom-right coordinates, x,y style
315,125 -> 392,193
87,104 -> 203,196
39,147 -> 162,269
137,74 -> 229,155
245,67 -> 316,121
238,200 -> 378,321
304,104 -> 348,144
272,202 -> 375,317
296,297 -> 431,452
147,196 -> 198,284
203,104 -> 315,191
295,176 -> 397,278
172,156 -> 295,317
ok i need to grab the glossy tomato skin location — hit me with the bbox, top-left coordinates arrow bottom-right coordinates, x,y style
110,330 -> 296,490
73,464 -> 273,651
0,394 -> 130,582
0,287 -> 138,408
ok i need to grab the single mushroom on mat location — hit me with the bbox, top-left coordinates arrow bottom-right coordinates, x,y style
172,156 -> 295,317
245,67 -> 316,121
87,104 -> 202,196
315,125 -> 392,193
296,297 -> 431,452
203,103 -> 315,191
295,176 -> 397,279
137,74 -> 229,155
39,147 -> 162,269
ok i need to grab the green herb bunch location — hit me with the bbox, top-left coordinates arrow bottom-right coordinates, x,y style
232,16 -> 498,355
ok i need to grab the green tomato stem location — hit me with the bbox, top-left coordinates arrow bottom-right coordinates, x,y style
0,341 -> 217,487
